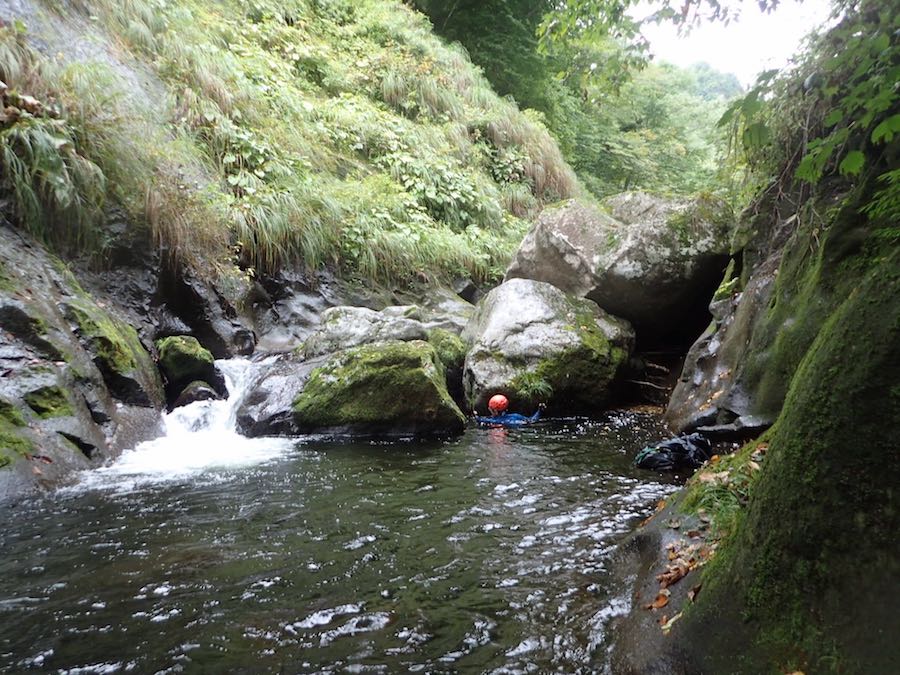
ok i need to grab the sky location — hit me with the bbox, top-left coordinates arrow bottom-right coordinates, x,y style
638,0 -> 836,86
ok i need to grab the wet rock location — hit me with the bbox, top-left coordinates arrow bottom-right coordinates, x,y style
300,305 -> 430,359
172,380 -> 222,409
462,278 -> 634,413
0,299 -> 64,360
665,202 -> 791,433
0,224 -> 164,492
155,335 -> 226,399
237,341 -> 466,438
158,263 -> 256,358
505,195 -> 732,344
235,356 -> 322,437
250,269 -> 340,352
61,297 -> 164,408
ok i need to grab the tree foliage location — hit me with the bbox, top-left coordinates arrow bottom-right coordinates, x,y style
412,0 -> 741,196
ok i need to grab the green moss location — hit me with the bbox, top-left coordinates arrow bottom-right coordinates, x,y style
711,258 -> 739,301
293,340 -> 465,432
0,398 -> 32,468
427,328 -> 466,372
23,385 -> 74,419
742,185 -> 892,419
65,299 -> 139,376
0,397 -> 27,428
680,243 -> 900,673
0,260 -> 15,293
509,370 -> 553,404
155,335 -> 215,385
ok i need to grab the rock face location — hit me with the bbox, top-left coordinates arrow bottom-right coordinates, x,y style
665,189 -> 810,434
237,341 -> 466,438
462,278 -> 634,413
505,195 -> 732,343
0,225 -> 164,496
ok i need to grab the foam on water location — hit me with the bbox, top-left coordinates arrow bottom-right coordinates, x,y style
71,359 -> 293,492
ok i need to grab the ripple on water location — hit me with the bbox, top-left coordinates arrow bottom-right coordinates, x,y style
0,411 -> 678,674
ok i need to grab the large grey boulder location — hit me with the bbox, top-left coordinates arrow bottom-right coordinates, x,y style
462,278 -> 634,413
299,300 -> 473,360
300,306 -> 430,358
505,195 -> 732,341
236,341 -> 466,438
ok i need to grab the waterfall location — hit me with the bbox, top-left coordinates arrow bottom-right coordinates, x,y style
74,359 -> 293,491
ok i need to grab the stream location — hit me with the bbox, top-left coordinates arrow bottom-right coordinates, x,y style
0,360 -> 679,674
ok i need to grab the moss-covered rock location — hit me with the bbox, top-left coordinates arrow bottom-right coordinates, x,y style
63,297 -> 163,408
155,335 -> 224,398
463,278 -> 633,413
428,328 -> 466,372
427,327 -> 467,406
0,397 -> 32,469
670,242 -> 900,674
23,385 -> 74,419
292,340 -> 466,437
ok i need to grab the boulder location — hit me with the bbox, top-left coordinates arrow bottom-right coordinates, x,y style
237,341 -> 466,438
505,195 -> 732,344
299,305 -> 430,359
155,335 -> 226,399
462,278 -> 634,413
172,380 -> 222,409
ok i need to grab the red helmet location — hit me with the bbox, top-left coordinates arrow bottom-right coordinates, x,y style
488,394 -> 509,413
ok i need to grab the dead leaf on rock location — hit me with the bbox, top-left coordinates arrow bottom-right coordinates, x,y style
687,529 -> 702,538
660,611 -> 683,634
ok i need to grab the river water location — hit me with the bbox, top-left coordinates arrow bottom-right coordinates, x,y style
0,360 -> 678,674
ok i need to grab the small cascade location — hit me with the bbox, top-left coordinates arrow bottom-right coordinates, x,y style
76,359 -> 292,489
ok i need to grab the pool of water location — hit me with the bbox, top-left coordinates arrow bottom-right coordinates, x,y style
0,361 -> 678,674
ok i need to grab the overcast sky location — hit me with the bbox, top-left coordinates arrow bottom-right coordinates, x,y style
639,0 -> 835,86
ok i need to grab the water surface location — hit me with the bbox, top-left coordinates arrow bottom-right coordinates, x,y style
0,361 -> 677,673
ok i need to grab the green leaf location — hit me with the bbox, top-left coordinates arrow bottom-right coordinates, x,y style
824,108 -> 844,127
838,150 -> 865,177
871,114 -> 900,144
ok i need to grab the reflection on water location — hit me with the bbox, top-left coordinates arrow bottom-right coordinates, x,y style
0,361 -> 677,673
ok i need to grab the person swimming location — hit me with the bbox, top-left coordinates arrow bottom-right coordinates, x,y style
473,394 -> 544,427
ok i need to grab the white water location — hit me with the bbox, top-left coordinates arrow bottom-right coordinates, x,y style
74,359 -> 293,492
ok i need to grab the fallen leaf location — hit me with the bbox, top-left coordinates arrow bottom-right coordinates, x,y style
650,588 -> 670,609
660,611 -> 683,634
748,460 -> 761,472
687,529 -> 702,538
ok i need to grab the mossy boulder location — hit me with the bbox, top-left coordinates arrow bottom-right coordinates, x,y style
293,341 -> 466,437
155,335 -> 225,400
462,278 -> 634,413
505,195 -> 732,345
